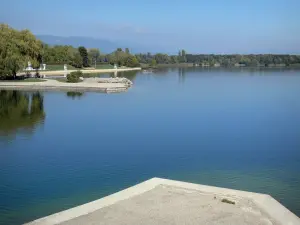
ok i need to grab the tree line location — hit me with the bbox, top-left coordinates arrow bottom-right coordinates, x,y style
42,45 -> 140,68
1,24 -> 300,80
136,50 -> 300,67
0,24 -> 140,79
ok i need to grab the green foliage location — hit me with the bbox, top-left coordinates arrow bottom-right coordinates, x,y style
42,45 -> 84,68
0,24 -> 43,79
150,59 -> 157,67
107,48 -> 138,67
78,46 -> 89,67
134,52 -> 300,67
155,53 -> 171,64
185,54 -> 300,67
71,52 -> 83,68
178,49 -> 187,63
42,44 -> 74,64
67,71 -> 82,83
88,48 -> 100,67
126,55 -> 140,67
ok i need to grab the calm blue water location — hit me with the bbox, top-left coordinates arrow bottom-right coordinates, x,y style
1,68 -> 300,224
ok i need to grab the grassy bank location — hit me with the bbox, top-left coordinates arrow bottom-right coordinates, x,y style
45,64 -> 114,71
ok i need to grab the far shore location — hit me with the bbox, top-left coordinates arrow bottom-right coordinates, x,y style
19,67 -> 141,76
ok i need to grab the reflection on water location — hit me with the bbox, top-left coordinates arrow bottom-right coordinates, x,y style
116,70 -> 138,81
0,90 -> 45,139
178,67 -> 186,83
66,92 -> 84,99
0,69 -> 300,225
81,70 -> 139,82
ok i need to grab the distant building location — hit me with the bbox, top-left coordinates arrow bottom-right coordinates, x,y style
268,64 -> 286,67
234,63 -> 246,67
214,63 -> 221,67
201,63 -> 210,67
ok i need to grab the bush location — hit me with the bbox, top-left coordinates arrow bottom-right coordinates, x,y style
67,71 -> 82,83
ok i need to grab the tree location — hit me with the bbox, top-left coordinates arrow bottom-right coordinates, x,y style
125,48 -> 130,54
150,59 -> 157,67
180,49 -> 187,63
154,53 -> 170,64
125,55 -> 140,67
178,50 -> 182,57
170,56 -> 178,64
78,46 -> 89,67
0,24 -> 43,79
70,52 -> 83,68
88,48 -> 100,67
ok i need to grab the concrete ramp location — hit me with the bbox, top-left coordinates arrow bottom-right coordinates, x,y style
25,178 -> 300,225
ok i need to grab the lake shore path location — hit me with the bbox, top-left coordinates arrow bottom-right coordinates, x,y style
0,77 -> 133,93
23,67 -> 141,76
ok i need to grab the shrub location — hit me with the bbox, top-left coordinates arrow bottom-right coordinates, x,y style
67,71 -> 82,83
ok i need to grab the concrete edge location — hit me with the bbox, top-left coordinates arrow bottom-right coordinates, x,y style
155,178 -> 300,225
0,85 -> 128,93
25,177 -> 300,225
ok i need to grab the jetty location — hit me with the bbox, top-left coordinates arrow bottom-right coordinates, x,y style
25,178 -> 300,225
0,77 -> 133,93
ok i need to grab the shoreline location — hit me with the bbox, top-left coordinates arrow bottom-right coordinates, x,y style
0,78 -> 132,93
22,67 -> 141,76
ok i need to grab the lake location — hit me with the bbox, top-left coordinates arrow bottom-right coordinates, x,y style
1,68 -> 300,225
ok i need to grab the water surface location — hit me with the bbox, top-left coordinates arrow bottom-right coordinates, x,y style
1,68 -> 300,224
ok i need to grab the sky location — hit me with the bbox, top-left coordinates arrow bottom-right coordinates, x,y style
1,0 -> 300,54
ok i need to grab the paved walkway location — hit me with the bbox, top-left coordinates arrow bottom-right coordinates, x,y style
0,78 -> 130,93
21,67 -> 141,76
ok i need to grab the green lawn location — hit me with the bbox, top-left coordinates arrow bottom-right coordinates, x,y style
94,64 -> 114,69
54,78 -> 68,83
45,64 -> 77,71
45,64 -> 113,71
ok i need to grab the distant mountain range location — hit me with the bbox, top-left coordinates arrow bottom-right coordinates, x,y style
36,35 -> 169,54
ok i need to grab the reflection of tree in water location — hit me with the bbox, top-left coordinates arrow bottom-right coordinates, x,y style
0,90 -> 45,137
115,70 -> 138,81
178,67 -> 186,83
66,92 -> 84,99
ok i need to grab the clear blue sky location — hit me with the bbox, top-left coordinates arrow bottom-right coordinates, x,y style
1,0 -> 300,54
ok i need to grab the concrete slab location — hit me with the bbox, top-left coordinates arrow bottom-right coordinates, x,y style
25,178 -> 300,225
0,78 -> 130,93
